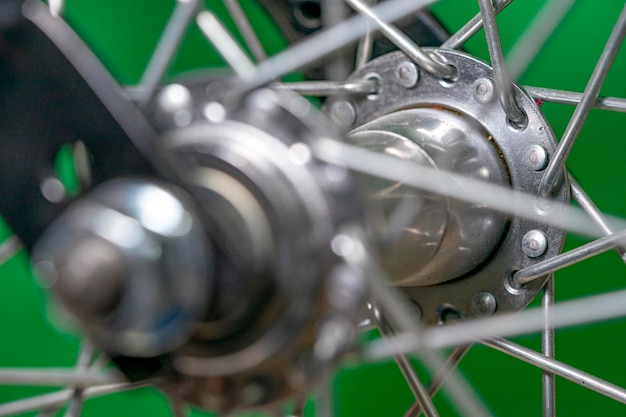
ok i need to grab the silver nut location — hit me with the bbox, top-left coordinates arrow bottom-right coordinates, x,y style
471,292 -> 497,317
396,61 -> 419,88
526,144 -> 548,171
329,100 -> 356,128
522,230 -> 548,258
473,78 -> 495,104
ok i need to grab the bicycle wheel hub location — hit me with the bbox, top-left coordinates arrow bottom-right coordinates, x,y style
325,49 -> 569,323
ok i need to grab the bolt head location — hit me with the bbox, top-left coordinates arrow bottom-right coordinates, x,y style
526,144 -> 548,171
329,100 -> 356,128
396,61 -> 419,88
522,230 -> 548,258
471,292 -> 497,317
473,78 -> 495,104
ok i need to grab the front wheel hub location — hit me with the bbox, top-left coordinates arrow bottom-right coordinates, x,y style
325,49 -> 569,323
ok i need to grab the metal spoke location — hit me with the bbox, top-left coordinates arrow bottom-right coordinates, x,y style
483,338 -> 626,404
477,0 -> 526,125
322,0 -> 352,82
370,305 -> 440,417
441,0 -> 513,50
355,0 -> 377,68
345,0 -> 455,79
506,0 -> 575,80
275,79 -> 378,96
233,0 -> 437,92
197,10 -> 256,79
569,173 -> 626,263
223,0 -> 267,62
525,86 -> 626,113
313,138 -> 626,240
0,369 -> 120,387
512,229 -> 626,285
538,4 -> 626,198
363,286 -> 626,357
542,278 -> 556,417
0,236 -> 21,266
404,345 -> 472,417
0,383 -> 145,417
135,0 -> 200,107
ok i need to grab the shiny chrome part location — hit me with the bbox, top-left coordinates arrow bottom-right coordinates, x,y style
525,144 -> 548,171
395,61 -> 419,88
513,229 -> 626,286
154,83 -> 194,128
521,229 -> 548,258
345,0 -> 455,80
483,337 -> 626,405
348,108 -> 509,287
0,236 -> 21,266
329,100 -> 357,127
223,0 -> 267,62
276,79 -> 379,96
471,292 -> 497,317
538,4 -> 626,198
478,0 -> 526,126
441,0 -> 514,50
525,86 -> 626,113
324,49 -> 568,322
151,88 -> 365,412
197,10 -> 255,79
135,0 -> 200,107
569,174 -> 626,263
32,179 -> 212,358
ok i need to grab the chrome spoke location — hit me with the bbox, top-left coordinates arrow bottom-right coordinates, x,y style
313,138 -> 625,240
135,0 -> 200,107
275,79 -> 378,96
506,0 -> 575,80
197,10 -> 256,79
538,4 -> 626,198
441,0 -> 513,50
525,86 -> 626,113
355,0 -> 377,68
223,0 -> 267,62
322,0 -> 352,82
483,338 -> 626,404
477,0 -> 525,125
542,278 -> 556,417
371,305 -> 440,417
512,229 -> 626,285
569,173 -> 626,263
234,0 -> 437,92
363,286 -> 626,357
404,345 -> 472,417
345,0 -> 455,79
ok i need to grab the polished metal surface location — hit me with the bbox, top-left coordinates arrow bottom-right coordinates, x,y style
325,49 -> 569,322
348,108 -> 509,286
153,88 -> 365,412
32,179 -> 212,358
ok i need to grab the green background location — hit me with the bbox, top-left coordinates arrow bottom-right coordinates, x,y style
2,0 -> 626,416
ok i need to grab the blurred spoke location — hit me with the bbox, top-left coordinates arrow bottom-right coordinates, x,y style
223,0 -> 267,62
506,0 -> 575,80
538,4 -> 626,197
0,236 -> 21,266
